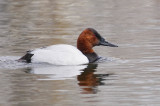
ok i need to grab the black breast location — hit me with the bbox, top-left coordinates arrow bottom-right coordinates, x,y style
84,52 -> 99,63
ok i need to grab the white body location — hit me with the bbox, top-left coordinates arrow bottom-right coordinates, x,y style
30,44 -> 89,65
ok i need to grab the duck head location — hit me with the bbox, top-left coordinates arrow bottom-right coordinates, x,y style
77,28 -> 118,54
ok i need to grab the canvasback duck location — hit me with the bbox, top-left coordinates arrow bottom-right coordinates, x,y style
19,28 -> 118,65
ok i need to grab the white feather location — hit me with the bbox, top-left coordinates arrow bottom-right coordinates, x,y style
31,44 -> 89,65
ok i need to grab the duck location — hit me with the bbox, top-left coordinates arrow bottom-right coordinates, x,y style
19,28 -> 118,65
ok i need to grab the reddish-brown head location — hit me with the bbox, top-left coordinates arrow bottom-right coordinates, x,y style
77,28 -> 118,54
77,28 -> 99,54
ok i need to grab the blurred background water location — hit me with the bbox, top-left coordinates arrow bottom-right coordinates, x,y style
0,0 -> 160,106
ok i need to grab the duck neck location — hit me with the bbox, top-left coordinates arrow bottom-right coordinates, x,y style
77,41 -> 99,63
77,40 -> 94,54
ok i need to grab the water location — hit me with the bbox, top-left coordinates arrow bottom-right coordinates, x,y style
0,0 -> 160,105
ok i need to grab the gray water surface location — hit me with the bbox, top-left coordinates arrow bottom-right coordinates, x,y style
0,0 -> 160,106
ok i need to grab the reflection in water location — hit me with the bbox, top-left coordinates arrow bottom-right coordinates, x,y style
25,65 -> 87,80
24,63 -> 113,94
78,64 -> 112,94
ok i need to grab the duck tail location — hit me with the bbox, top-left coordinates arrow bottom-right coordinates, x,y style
18,52 -> 34,63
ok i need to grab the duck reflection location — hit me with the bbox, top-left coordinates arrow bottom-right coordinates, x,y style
24,65 -> 87,80
24,63 -> 112,94
77,64 -> 111,94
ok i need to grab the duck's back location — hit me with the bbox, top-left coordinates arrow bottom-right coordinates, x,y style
27,44 -> 89,65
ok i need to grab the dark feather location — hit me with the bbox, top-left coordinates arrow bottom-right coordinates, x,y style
84,52 -> 99,63
18,52 -> 34,63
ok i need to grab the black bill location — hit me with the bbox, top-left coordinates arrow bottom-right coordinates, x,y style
99,38 -> 118,47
